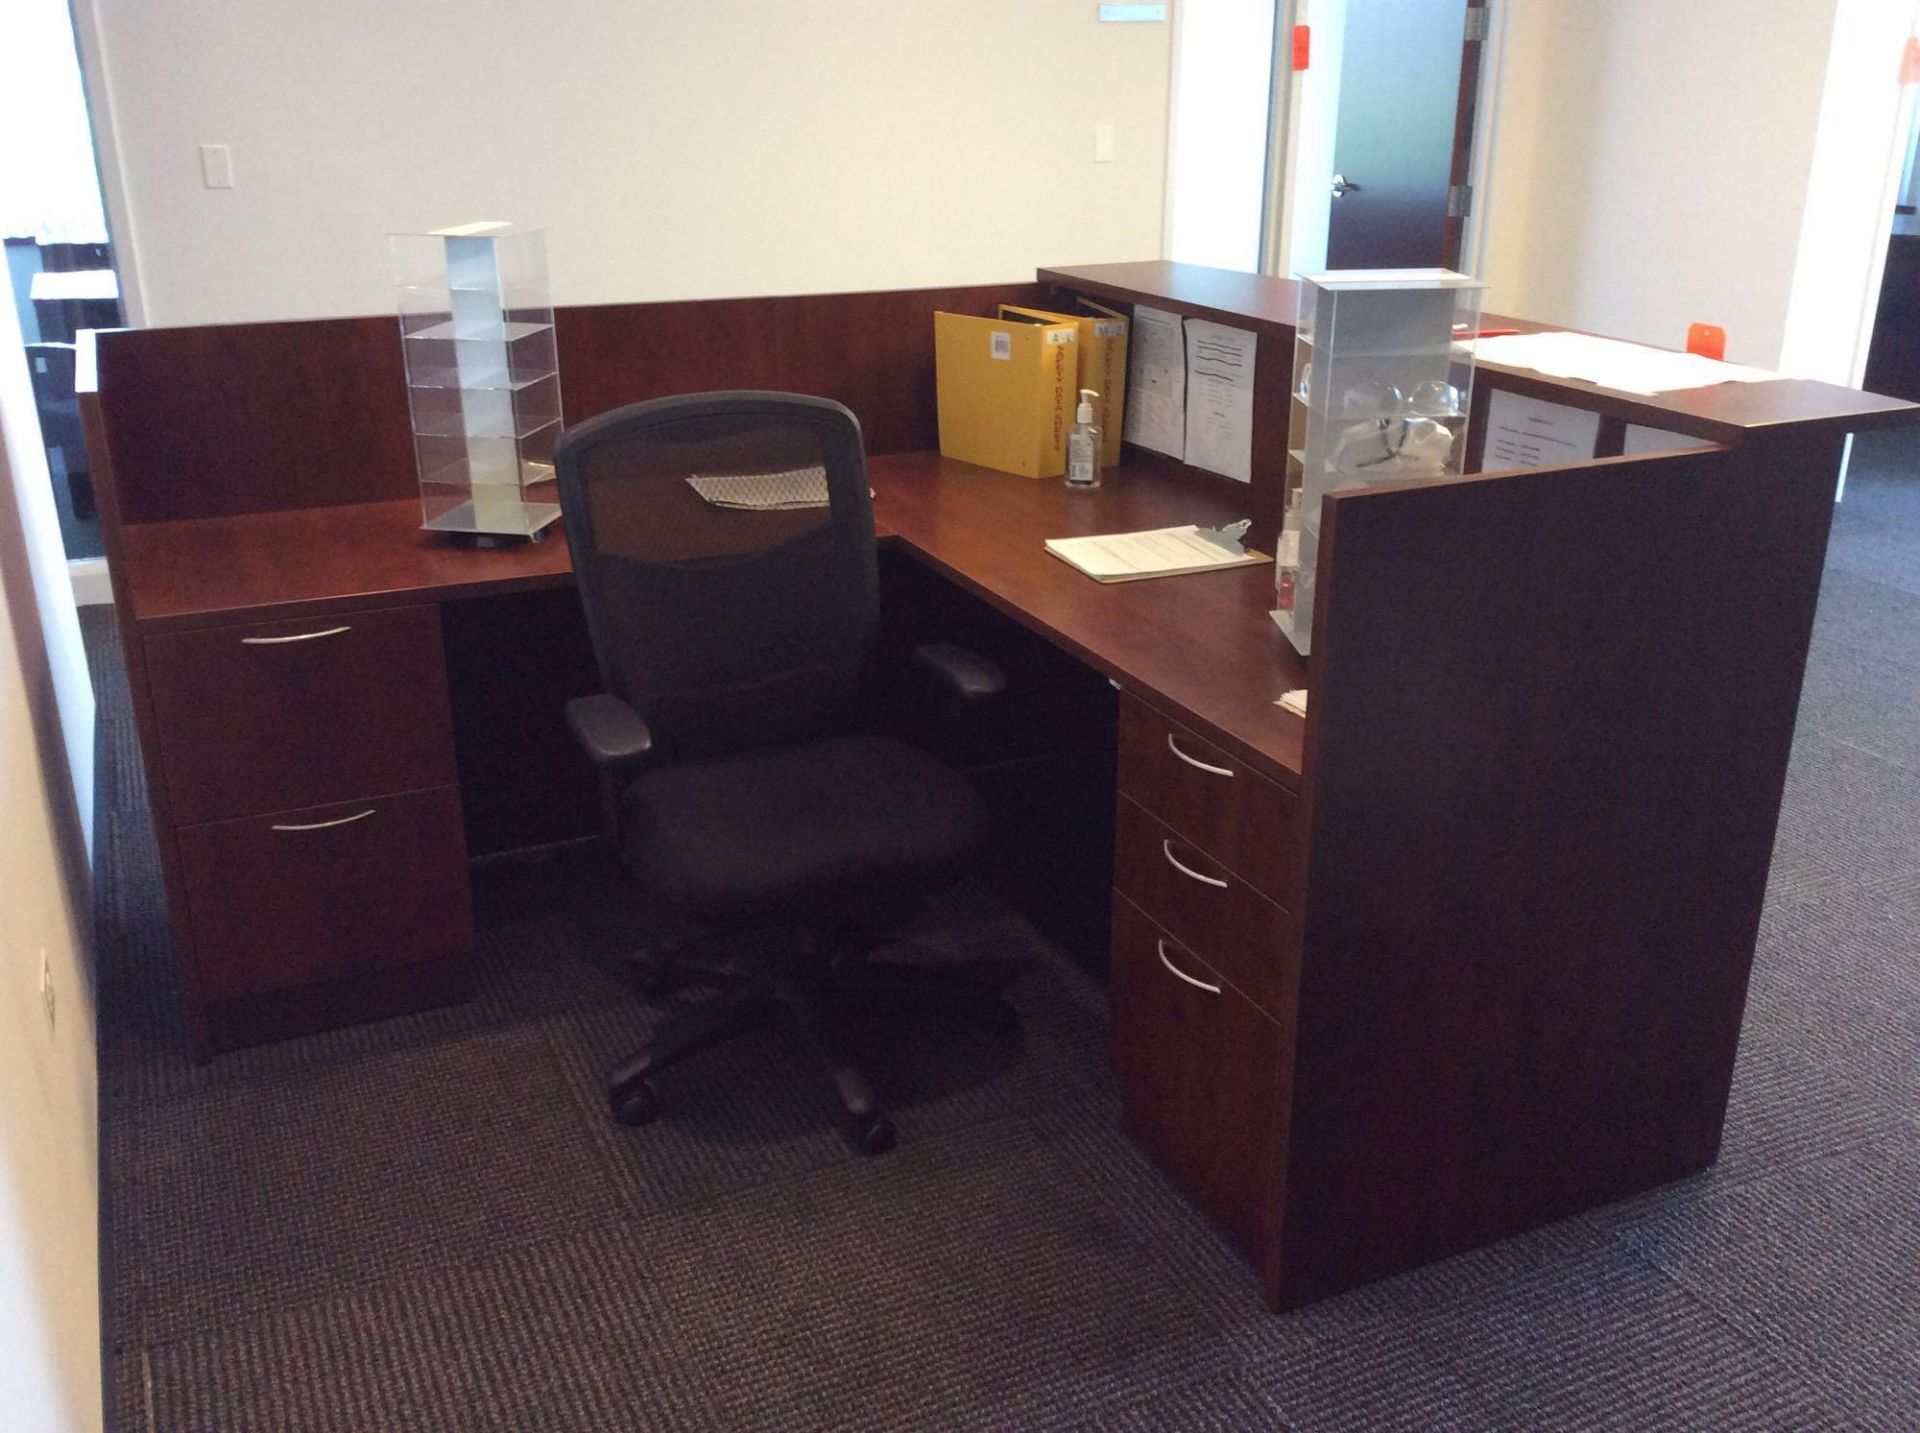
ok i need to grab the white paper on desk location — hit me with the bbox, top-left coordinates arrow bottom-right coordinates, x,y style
1183,319 -> 1257,483
1123,305 -> 1186,458
1482,389 -> 1602,471
1469,331 -> 1776,395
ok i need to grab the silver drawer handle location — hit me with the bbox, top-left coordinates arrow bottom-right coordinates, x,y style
1162,839 -> 1228,889
271,808 -> 377,832
242,625 -> 352,645
1165,732 -> 1233,778
1157,940 -> 1220,996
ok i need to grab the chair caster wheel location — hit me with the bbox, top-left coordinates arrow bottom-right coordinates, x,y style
847,1109 -> 896,1156
609,1079 -> 660,1127
975,1000 -> 1019,1036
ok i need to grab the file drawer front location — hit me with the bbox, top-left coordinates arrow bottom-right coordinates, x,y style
177,785 -> 474,1001
1113,795 -> 1293,1017
1116,696 -> 1298,902
1109,892 -> 1281,1265
146,604 -> 457,826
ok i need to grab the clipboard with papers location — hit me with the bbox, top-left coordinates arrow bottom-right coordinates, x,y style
1044,520 -> 1269,584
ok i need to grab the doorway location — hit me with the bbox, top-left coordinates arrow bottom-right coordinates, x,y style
1272,0 -> 1491,276
1863,83 -> 1920,402
2,0 -> 126,564
1321,0 -> 1487,270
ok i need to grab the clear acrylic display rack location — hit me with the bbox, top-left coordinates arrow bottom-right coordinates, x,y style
391,223 -> 563,544
1274,269 -> 1484,657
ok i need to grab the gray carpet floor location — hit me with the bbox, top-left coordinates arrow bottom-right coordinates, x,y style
93,436 -> 1920,1431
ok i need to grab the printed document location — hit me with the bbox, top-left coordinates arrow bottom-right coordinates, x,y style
1183,319 -> 1257,483
1123,306 -> 1187,459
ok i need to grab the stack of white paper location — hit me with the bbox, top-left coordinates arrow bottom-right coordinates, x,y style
1468,332 -> 1776,395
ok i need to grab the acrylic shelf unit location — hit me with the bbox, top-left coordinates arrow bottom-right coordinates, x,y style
1272,270 -> 1483,658
391,224 -> 563,542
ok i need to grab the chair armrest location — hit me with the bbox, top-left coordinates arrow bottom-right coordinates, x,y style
565,694 -> 655,776
911,643 -> 1006,707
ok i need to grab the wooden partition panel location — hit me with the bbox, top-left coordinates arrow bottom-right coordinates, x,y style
561,283 -> 1047,454
1277,431 -> 1842,1306
554,297 -> 784,425
97,282 -> 1048,527
99,316 -> 417,524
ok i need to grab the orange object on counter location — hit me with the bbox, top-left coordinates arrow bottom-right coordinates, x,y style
1686,323 -> 1726,361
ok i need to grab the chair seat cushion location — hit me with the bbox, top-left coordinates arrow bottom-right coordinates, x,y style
620,736 -> 988,924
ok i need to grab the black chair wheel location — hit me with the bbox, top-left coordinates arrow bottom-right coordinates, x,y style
847,1109 -> 897,1156
609,1079 -> 660,1127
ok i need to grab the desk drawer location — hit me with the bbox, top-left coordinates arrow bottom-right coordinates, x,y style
1110,892 -> 1281,1265
1113,796 -> 1293,1017
176,785 -> 474,1002
1117,696 -> 1298,902
146,604 -> 457,825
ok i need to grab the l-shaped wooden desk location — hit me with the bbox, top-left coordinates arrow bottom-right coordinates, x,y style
83,261 -> 1918,1310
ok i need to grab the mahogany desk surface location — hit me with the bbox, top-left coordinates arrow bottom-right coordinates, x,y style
114,452 -> 1309,786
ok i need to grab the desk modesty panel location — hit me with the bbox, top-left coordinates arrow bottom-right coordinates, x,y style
82,265 -> 1919,1309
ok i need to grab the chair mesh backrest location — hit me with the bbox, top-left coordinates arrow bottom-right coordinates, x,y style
555,392 -> 878,762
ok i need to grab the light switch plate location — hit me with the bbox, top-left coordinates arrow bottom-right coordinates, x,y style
199,144 -> 234,189
1093,124 -> 1115,163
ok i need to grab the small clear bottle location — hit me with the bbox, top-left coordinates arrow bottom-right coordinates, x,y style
1276,485 -> 1303,612
1066,388 -> 1101,489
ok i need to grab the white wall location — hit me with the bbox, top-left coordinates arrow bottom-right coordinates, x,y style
1,317 -> 93,854
82,0 -> 1176,327
1481,0 -> 1846,369
0,283 -> 101,1433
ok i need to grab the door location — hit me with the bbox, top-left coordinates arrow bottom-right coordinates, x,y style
1325,0 -> 1484,269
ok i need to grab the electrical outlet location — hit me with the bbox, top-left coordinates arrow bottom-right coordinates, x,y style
39,949 -> 55,1033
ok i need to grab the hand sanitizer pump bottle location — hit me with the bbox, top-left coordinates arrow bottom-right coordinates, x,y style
1066,388 -> 1101,489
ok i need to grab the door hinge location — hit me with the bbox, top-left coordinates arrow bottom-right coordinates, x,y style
1448,183 -> 1473,218
1464,6 -> 1491,42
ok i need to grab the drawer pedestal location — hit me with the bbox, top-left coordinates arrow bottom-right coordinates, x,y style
136,603 -> 475,1058
1110,694 -> 1303,1305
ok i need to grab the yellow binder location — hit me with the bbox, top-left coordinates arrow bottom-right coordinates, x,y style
998,300 -> 1130,469
934,310 -> 1078,479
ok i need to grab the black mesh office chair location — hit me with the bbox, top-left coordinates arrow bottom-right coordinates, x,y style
555,392 -> 1017,1154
